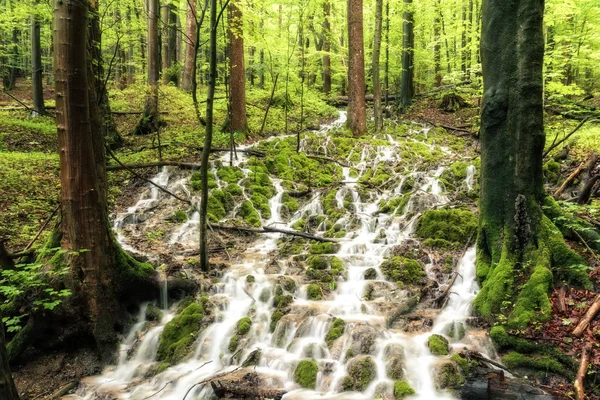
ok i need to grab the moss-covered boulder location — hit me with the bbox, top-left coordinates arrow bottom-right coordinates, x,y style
384,343 -> 405,380
307,284 -> 323,300
294,359 -> 319,389
228,317 -> 253,352
238,200 -> 262,227
428,334 -> 449,356
364,268 -> 377,280
415,208 -> 476,249
445,321 -> 466,341
157,302 -> 204,365
394,380 -> 415,398
145,304 -> 163,322
325,318 -> 345,347
433,360 -> 465,389
380,256 -> 425,285
345,355 -> 377,391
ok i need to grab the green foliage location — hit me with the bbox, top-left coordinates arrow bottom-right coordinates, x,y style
427,334 -> 449,355
236,316 -> 252,335
309,241 -> 338,254
394,381 -> 416,398
380,256 -> 425,285
325,318 -> 345,347
217,166 -> 244,184
450,354 -> 476,377
415,208 -> 477,248
307,284 -> 322,300
294,359 -> 319,389
157,302 -> 204,365
239,200 -> 262,227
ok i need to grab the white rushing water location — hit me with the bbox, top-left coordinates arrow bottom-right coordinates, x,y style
68,111 -> 488,400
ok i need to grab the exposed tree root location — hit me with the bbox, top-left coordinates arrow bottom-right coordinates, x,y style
572,294 -> 600,337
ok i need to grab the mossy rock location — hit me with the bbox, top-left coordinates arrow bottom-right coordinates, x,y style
428,334 -> 449,356
346,355 -> 377,391
145,304 -> 163,322
325,318 -> 345,347
157,302 -> 204,365
309,241 -> 340,254
433,360 -> 465,389
380,256 -> 425,285
450,354 -> 476,377
238,200 -> 262,227
446,322 -> 466,341
294,359 -> 319,389
384,343 -> 405,380
394,380 -> 415,398
236,316 -> 252,335
364,268 -> 377,280
415,208 -> 476,249
307,284 -> 323,300
277,275 -> 297,293
217,166 -> 244,184
502,351 -> 571,377
191,171 -> 217,191
270,310 -> 285,333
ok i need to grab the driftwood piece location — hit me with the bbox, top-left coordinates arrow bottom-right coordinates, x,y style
210,379 -> 286,400
209,224 -> 337,243
554,153 -> 598,197
573,293 -> 600,337
574,344 -> 592,400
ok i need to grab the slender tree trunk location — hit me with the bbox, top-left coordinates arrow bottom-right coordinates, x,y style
136,0 -> 160,135
437,0 -> 451,73
474,0 -> 583,328
467,0 -> 473,72
168,4 -> 178,84
200,0 -> 218,273
0,314 -> 19,400
126,7 -> 136,84
31,1 -> 46,116
434,16 -> 442,86
162,3 -> 170,83
228,0 -> 247,133
372,0 -> 383,131
399,0 -> 414,109
461,4 -> 467,75
384,1 -> 389,106
183,0 -> 197,92
322,1 -> 331,95
346,0 -> 366,136
6,28 -> 18,91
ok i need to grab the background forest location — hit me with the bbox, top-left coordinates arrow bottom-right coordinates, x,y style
0,0 -> 600,399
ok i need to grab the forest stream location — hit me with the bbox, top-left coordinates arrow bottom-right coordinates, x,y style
63,112 -> 496,400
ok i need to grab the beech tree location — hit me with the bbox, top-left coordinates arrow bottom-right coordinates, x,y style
182,0 -> 197,92
54,0 -> 153,354
474,0 -> 590,327
228,0 -> 248,133
31,0 -> 45,116
399,0 -> 414,109
346,0 -> 366,136
0,316 -> 19,400
372,0 -> 383,131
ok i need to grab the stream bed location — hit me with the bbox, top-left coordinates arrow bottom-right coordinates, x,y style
66,112 -> 494,400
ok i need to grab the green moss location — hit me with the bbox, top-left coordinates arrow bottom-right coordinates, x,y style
191,171 -> 217,191
364,268 -> 377,280
427,334 -> 449,356
228,334 -> 239,352
157,302 -> 204,365
239,200 -> 262,227
378,195 -> 410,215
415,208 -> 477,248
307,255 -> 328,270
294,359 -> 319,389
502,352 -> 570,377
310,241 -> 339,254
325,318 -> 345,347
217,166 -> 244,184
172,209 -> 188,223
446,322 -> 466,340
543,159 -> 561,184
394,381 -> 416,398
489,326 -> 538,353
434,361 -> 465,389
473,250 -> 515,318
270,310 -> 284,332
450,354 -> 476,377
246,275 -> 256,284
250,192 -> 271,219
307,284 -> 323,300
282,192 -> 300,214
380,256 -> 425,285
236,317 -> 252,335
145,304 -> 163,322
225,183 -> 243,197
508,266 -> 553,328
207,190 -> 232,221
346,355 -> 377,391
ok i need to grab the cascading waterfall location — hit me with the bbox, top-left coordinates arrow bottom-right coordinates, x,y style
69,111 -> 491,400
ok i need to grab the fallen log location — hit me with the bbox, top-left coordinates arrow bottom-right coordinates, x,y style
577,174 -> 599,205
107,161 -> 202,171
112,110 -> 169,115
331,94 -> 399,106
209,224 -> 337,243
554,153 -> 598,197
287,189 -> 312,198
210,379 -> 286,400
546,106 -> 600,121
574,344 -> 592,400
422,118 -> 475,135
573,293 -> 600,337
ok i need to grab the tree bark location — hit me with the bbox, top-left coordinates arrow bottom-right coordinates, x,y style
434,16 -> 442,87
183,0 -> 197,92
31,1 -> 46,116
574,344 -> 592,400
228,0 -> 247,133
322,1 -> 332,95
54,0 -> 154,357
136,0 -> 161,135
474,0 -> 565,328
372,0 -> 383,131
0,314 -> 19,400
399,0 -> 414,109
346,0 -> 366,136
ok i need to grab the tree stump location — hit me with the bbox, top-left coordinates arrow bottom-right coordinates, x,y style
440,93 -> 469,112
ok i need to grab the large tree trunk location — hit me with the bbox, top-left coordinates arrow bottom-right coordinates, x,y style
0,315 -> 19,400
31,1 -> 46,116
228,0 -> 247,133
399,0 -> 414,109
136,0 -> 160,135
346,0 -> 366,136
322,1 -> 331,95
372,0 -> 383,131
182,0 -> 197,92
54,0 -> 154,357
474,0 -> 586,329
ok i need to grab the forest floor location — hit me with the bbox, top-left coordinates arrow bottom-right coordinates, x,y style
2,78 -> 600,399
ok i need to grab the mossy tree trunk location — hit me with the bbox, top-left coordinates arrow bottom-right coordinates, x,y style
54,0 -> 154,357
322,1 -> 331,95
474,0 -> 590,329
0,314 -> 19,400
346,0 -> 366,136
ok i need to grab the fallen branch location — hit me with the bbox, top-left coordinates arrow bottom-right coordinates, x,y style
554,153 -> 598,197
574,343 -> 592,400
112,110 -> 170,115
210,379 -> 286,400
287,189 -> 312,198
543,118 -> 591,158
306,154 -> 349,167
209,224 -> 336,243
22,205 -> 60,252
422,118 -> 475,135
107,161 -> 202,171
573,293 -> 600,337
